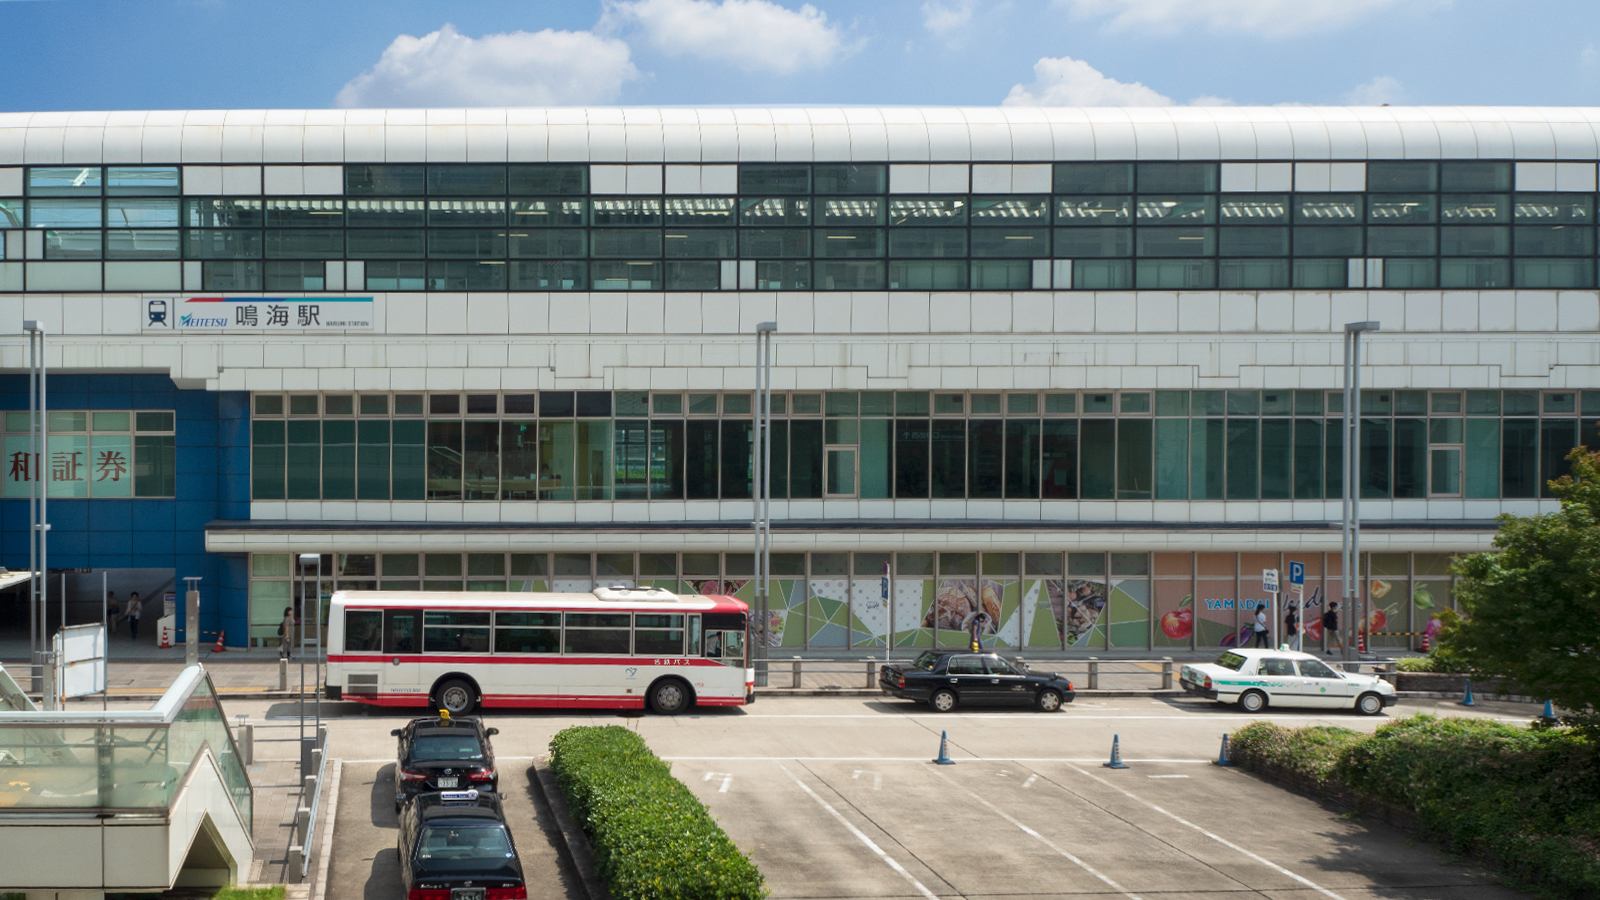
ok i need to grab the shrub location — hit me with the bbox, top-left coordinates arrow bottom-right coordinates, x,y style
548,725 -> 766,900
1232,716 -> 1600,899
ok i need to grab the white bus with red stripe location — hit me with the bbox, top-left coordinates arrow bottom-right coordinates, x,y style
325,586 -> 753,715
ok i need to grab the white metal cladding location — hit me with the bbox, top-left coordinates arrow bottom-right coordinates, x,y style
10,108 -> 1600,165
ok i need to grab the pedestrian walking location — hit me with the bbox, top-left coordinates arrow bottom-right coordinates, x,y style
107,591 -> 120,634
279,606 -> 296,659
126,591 -> 142,641
1323,601 -> 1344,655
1284,604 -> 1300,651
1252,606 -> 1269,648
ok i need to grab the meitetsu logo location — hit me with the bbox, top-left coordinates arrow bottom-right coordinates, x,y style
179,313 -> 230,327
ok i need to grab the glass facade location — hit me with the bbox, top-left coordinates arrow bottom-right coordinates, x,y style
248,389 -> 1597,502
5,161 -> 1598,291
0,409 -> 176,498
247,549 -> 1464,654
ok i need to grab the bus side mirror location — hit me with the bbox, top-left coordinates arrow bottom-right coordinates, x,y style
390,729 -> 402,737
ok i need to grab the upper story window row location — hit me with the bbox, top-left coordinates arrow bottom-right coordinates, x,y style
1,160 -> 1588,201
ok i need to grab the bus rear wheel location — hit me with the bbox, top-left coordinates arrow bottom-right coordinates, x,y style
434,678 -> 478,715
649,678 -> 691,715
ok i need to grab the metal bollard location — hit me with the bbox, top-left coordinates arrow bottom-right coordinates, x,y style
278,657 -> 288,692
239,722 -> 255,766
792,657 -> 802,689
300,735 -> 316,776
287,845 -> 305,883
865,659 -> 875,688
295,803 -> 311,844
1161,657 -> 1173,690
318,723 -> 329,751
1088,657 -> 1100,690
310,747 -> 323,781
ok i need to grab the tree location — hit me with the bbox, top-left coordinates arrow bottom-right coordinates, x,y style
1448,446 -> 1600,732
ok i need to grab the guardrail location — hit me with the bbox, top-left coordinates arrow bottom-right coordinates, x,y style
758,655 -> 1403,690
287,724 -> 329,883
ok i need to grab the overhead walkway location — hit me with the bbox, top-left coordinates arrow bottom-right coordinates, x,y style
0,664 -> 253,898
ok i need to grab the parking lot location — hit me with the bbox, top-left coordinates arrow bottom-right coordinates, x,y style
228,694 -> 1535,900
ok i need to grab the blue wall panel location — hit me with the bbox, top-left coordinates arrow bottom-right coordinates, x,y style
0,375 -> 252,645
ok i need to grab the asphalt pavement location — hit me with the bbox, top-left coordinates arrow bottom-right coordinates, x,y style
208,692 -> 1539,900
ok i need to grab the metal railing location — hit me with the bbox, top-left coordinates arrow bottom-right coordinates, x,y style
766,656 -> 1184,691
299,730 -> 330,880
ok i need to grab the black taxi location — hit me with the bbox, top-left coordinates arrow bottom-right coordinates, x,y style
399,789 -> 526,900
880,650 -> 1076,712
392,713 -> 500,811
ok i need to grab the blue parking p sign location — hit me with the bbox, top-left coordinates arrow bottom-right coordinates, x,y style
1289,562 -> 1305,585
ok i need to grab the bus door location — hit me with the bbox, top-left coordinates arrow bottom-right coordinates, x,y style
383,609 -> 423,695
340,609 -> 386,698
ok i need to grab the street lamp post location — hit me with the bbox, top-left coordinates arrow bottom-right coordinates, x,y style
23,321 -> 47,698
752,322 -> 777,687
1341,321 -> 1380,663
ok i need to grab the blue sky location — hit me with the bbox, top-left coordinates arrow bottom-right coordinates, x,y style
1,0 -> 1598,111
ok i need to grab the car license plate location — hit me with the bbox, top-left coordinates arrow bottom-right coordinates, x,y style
436,776 -> 459,788
452,889 -> 485,900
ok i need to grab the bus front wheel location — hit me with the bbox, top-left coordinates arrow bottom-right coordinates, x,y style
434,678 -> 479,715
649,678 -> 692,715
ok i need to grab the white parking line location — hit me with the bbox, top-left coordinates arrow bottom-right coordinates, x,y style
663,756 -> 1212,762
777,763 -> 942,900
929,768 -> 1142,900
1063,763 -> 1349,900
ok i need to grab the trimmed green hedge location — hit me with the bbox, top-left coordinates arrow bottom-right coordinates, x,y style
1232,716 -> 1600,899
549,725 -> 766,900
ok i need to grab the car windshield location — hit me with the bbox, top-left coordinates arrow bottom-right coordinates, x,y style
412,734 -> 486,761
417,823 -> 514,861
912,651 -> 940,670
1214,652 -> 1247,671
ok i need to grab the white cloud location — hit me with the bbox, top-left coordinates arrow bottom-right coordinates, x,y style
603,0 -> 846,73
1060,0 -> 1430,38
922,0 -> 976,34
1344,75 -> 1403,105
334,24 -> 638,108
1582,43 -> 1599,69
1002,56 -> 1172,106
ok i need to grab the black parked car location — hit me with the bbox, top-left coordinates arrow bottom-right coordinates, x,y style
400,789 -> 526,900
880,650 -> 1075,712
392,714 -> 499,812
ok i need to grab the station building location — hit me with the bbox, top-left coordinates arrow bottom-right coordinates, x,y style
0,106 -> 1596,655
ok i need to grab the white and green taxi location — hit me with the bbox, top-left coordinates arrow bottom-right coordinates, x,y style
1180,648 -> 1398,715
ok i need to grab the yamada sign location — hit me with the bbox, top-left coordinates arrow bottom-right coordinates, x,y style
143,297 -> 375,332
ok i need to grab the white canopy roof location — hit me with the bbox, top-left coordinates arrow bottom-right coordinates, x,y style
4,107 -> 1600,165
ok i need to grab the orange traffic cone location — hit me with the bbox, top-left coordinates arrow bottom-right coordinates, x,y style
159,622 -> 172,649
212,629 -> 226,653
1420,630 -> 1431,652
1358,629 -> 1366,654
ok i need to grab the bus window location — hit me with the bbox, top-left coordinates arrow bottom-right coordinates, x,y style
564,612 -> 630,654
721,629 -> 745,663
687,614 -> 702,656
704,630 -> 744,665
345,610 -> 383,652
635,614 -> 685,655
424,611 -> 491,652
385,609 -> 422,654
494,611 -> 560,653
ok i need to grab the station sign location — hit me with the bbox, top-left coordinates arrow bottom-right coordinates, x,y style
143,296 -> 375,332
